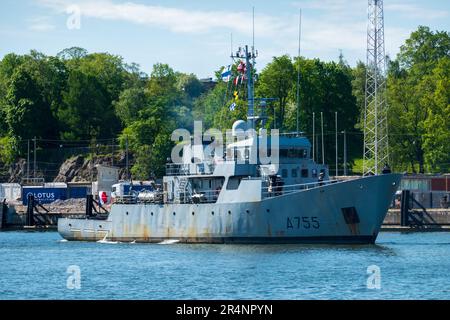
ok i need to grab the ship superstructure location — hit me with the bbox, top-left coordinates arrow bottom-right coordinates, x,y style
58,45 -> 401,244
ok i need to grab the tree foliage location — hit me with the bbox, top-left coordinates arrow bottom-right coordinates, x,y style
387,26 -> 450,173
0,26 -> 448,177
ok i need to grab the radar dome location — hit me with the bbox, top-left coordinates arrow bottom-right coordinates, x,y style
232,120 -> 247,136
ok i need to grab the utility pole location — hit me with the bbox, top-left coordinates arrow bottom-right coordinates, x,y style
27,140 -> 30,180
111,139 -> 114,167
363,0 -> 389,175
33,137 -> 36,178
335,112 -> 338,177
321,112 -> 324,165
312,112 -> 315,162
125,136 -> 129,181
343,130 -> 348,176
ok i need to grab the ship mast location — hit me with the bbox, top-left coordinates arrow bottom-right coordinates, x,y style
245,45 -> 257,130
231,45 -> 258,130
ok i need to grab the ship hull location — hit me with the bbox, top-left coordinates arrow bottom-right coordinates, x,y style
57,174 -> 401,244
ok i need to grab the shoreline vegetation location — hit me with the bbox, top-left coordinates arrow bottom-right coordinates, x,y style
0,26 -> 449,182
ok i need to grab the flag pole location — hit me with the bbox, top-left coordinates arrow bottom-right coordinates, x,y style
296,9 -> 302,134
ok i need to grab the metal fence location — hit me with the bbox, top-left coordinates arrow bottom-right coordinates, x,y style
166,163 -> 216,176
392,191 -> 450,209
262,180 -> 339,199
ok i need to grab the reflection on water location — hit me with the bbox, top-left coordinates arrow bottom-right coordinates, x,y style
0,231 -> 449,300
173,242 -> 398,257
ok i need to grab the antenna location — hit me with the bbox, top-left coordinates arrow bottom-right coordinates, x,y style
252,7 -> 256,125
252,7 -> 255,51
363,0 -> 389,176
321,112 -> 324,165
312,112 -> 315,162
231,33 -> 233,57
296,9 -> 302,134
335,112 -> 338,177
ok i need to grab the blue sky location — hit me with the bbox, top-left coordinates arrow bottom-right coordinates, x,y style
1,0 -> 449,78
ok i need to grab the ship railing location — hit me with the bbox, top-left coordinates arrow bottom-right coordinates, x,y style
262,179 -> 340,199
113,195 -> 138,204
174,189 -> 220,204
191,189 -> 221,204
114,193 -> 165,205
166,163 -> 215,176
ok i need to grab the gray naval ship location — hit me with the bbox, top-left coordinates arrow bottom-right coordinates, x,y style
58,45 -> 401,244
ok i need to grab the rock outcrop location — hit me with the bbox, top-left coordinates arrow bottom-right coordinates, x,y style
7,159 -> 36,183
1,151 -> 133,184
53,152 -> 132,183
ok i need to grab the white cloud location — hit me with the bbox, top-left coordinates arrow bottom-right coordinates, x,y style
35,0 -> 371,58
292,0 -> 366,12
33,0 -> 436,68
385,2 -> 449,20
28,16 -> 56,32
36,0 -> 287,37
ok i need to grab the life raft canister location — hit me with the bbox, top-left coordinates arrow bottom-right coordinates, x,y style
99,191 -> 111,205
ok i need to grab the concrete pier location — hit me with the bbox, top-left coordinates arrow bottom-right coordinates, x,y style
2,201 -> 450,232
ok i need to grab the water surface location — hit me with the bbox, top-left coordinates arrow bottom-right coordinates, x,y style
0,231 -> 449,300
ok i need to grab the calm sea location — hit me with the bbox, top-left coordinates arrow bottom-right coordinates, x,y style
0,231 -> 449,300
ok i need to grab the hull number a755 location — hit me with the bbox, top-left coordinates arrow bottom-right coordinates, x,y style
287,217 -> 320,230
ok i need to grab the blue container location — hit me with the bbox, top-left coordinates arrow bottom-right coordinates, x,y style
67,187 -> 88,199
22,187 -> 67,205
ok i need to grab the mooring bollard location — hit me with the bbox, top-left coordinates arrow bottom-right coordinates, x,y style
85,194 -> 94,217
1,199 -> 7,229
26,194 -> 35,227
400,190 -> 410,227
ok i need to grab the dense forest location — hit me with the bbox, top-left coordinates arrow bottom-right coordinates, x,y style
0,26 -> 448,180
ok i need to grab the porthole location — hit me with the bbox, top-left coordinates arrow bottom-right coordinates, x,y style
192,212 -> 195,216
211,211 -> 215,216
173,212 -> 176,216
228,211 -> 231,215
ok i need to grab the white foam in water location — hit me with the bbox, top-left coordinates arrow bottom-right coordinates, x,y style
58,239 -> 68,243
97,233 -> 120,244
157,239 -> 180,245
97,240 -> 120,244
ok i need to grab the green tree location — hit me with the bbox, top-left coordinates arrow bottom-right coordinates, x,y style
256,55 -> 295,130
114,87 -> 148,126
351,61 -> 367,127
60,69 -> 110,140
421,57 -> 450,172
387,26 -> 450,173
57,47 -> 88,60
119,63 -> 179,179
5,65 -> 56,140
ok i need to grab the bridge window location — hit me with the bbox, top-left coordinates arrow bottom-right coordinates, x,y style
227,177 -> 242,190
301,169 -> 309,178
292,168 -> 298,178
280,148 -> 307,159
282,169 -> 288,178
